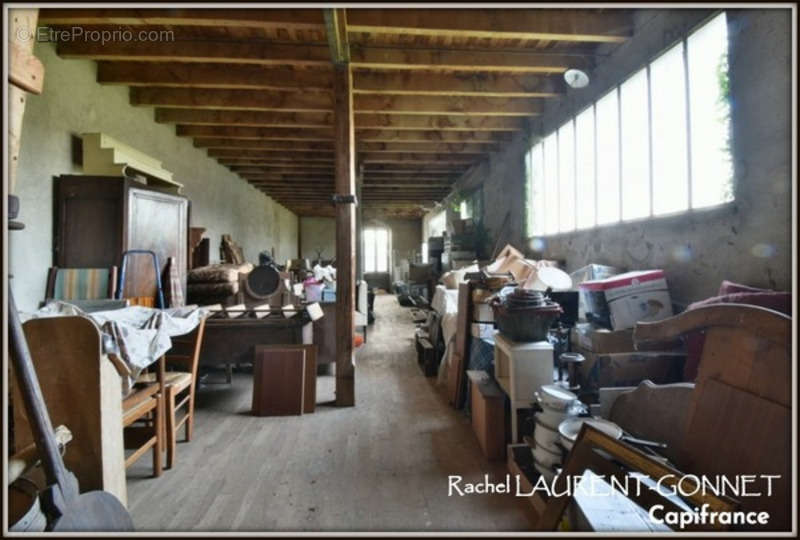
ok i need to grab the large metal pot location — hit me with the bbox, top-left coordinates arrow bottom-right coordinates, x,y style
491,288 -> 562,342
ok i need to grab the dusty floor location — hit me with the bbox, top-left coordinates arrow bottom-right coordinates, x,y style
126,293 -> 530,532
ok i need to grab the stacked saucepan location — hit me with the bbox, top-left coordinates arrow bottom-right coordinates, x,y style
531,385 -> 586,481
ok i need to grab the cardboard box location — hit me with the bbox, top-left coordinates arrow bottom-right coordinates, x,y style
571,322 -> 635,354
572,344 -> 685,394
579,270 -> 673,330
473,302 -> 494,323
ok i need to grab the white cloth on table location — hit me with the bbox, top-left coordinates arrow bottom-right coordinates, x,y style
23,302 -> 209,393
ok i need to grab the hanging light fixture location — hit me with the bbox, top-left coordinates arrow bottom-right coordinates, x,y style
564,68 -> 590,89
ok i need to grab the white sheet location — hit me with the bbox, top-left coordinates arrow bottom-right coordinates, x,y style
23,302 -> 209,393
431,285 -> 460,386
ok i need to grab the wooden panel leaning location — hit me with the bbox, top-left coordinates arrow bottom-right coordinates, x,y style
252,344 -> 318,413
13,316 -> 127,506
634,303 -> 791,531
252,346 -> 307,416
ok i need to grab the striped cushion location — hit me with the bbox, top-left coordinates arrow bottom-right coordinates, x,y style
53,268 -> 111,300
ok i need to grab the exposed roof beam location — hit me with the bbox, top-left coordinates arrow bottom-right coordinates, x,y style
355,95 -> 541,116
356,114 -> 523,131
57,40 -> 332,66
323,8 -> 350,65
159,109 -> 522,131
131,88 -> 333,112
99,62 -> 333,91
353,71 -> 564,97
359,153 -> 480,164
358,142 -> 495,154
357,129 -> 509,143
39,8 -> 326,29
350,46 -> 584,73
194,139 -> 334,151
346,9 -> 631,42
208,149 -> 333,161
57,40 -> 586,73
177,125 -> 333,140
157,109 -> 333,127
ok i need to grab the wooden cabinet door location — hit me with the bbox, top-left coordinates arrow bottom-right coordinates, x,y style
54,176 -> 124,268
124,188 -> 188,299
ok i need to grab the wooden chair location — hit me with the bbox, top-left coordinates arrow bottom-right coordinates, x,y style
122,357 -> 165,478
138,317 -> 207,468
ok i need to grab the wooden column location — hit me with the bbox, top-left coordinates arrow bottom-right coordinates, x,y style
334,64 -> 356,407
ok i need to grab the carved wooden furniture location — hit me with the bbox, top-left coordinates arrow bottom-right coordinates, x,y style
14,316 -> 127,506
634,304 -> 792,531
53,175 -> 189,305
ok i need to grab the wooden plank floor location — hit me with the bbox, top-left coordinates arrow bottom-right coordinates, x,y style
126,293 -> 530,532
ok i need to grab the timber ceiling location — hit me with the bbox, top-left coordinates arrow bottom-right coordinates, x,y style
38,8 -> 633,218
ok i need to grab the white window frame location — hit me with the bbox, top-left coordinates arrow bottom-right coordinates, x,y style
526,12 -> 733,238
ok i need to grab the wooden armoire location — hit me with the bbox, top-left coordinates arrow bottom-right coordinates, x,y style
53,175 -> 189,302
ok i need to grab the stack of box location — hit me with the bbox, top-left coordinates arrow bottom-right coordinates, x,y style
573,270 -> 685,398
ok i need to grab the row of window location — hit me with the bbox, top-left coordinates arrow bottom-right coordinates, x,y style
527,12 -> 733,237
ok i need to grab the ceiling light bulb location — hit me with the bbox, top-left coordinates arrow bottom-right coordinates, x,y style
564,68 -> 590,89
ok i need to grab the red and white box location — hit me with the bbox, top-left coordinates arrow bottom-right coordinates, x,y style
579,270 -> 673,330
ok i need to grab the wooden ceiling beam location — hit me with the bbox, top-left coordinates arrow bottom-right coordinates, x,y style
346,9 -> 631,42
99,62 -> 333,91
158,109 -> 522,131
57,40 -> 332,66
157,109 -> 333,127
350,46 -> 584,73
131,88 -> 333,112
358,142 -> 495,154
357,129 -> 509,143
359,153 -> 480,164
208,149 -> 333,160
218,158 -> 333,165
228,165 -> 334,173
57,39 -> 589,73
177,125 -> 333,140
194,139 -> 334,151
355,95 -> 541,116
353,71 -> 565,97
39,8 -> 326,30
356,113 -> 523,131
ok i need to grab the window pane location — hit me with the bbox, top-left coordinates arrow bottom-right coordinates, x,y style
376,228 -> 388,272
688,12 -> 733,208
528,144 -> 545,235
620,69 -> 651,220
651,43 -> 689,215
428,210 -> 445,237
459,199 -> 470,219
596,90 -> 620,225
543,133 -> 559,235
575,106 -> 596,229
558,122 -> 576,232
364,229 -> 376,273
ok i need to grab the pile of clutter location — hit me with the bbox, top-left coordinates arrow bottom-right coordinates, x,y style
303,263 -> 337,302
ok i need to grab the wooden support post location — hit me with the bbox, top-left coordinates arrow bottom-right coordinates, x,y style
334,64 -> 356,407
